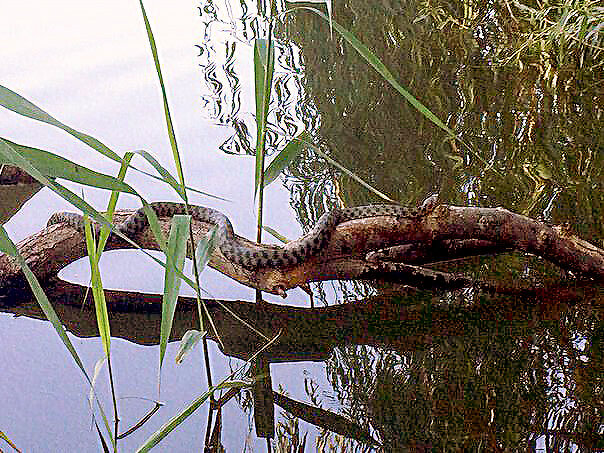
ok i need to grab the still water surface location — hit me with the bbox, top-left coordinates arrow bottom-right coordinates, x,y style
1,0 -> 602,451
1,2 -> 320,451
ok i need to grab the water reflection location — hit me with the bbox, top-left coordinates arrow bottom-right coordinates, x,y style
1,0 -> 601,450
194,0 -> 603,449
3,276 -> 601,450
197,0 -> 312,156
198,0 -> 601,234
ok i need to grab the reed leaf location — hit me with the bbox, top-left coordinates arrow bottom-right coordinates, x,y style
262,225 -> 289,243
135,380 -> 250,452
0,227 -> 112,445
194,225 -> 221,271
138,0 -> 187,198
89,356 -> 115,448
0,85 -> 121,161
94,153 -> 135,254
0,138 -> 113,230
263,131 -> 309,187
0,85 -> 220,200
175,330 -> 206,365
0,139 -> 136,194
160,215 -> 190,368
253,37 -> 275,196
84,218 -> 112,357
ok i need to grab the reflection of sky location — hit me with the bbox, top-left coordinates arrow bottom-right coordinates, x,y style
1,2 -> 326,451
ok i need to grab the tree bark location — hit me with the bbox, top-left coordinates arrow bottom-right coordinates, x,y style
1,203 -> 601,305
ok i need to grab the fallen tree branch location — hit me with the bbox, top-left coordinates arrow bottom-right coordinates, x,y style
0,203 -> 602,304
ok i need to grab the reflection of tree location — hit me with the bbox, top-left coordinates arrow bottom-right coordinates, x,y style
197,0 -> 313,156
280,1 -> 456,211
278,1 -> 602,241
269,8 -> 604,448
196,0 -> 602,249
5,262 -> 600,450
325,298 -> 602,451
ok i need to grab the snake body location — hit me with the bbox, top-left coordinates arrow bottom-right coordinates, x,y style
47,198 -> 436,269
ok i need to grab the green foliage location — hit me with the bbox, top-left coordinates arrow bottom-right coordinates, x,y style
254,37 -> 276,197
416,0 -> 604,71
160,215 -> 191,368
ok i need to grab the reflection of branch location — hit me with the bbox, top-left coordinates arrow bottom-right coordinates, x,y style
2,279 -> 597,361
273,392 -> 379,445
0,204 -> 602,304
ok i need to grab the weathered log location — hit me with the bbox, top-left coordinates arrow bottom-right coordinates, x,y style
0,203 -> 602,305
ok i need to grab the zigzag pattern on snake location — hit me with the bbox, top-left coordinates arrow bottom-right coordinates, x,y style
47,198 -> 437,269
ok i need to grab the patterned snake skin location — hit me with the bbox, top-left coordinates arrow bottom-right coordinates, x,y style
47,197 -> 437,269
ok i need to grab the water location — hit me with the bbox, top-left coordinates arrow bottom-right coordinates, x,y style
0,2 -> 317,451
1,0 -> 602,451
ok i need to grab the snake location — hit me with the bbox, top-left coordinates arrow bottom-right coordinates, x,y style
47,197 -> 438,269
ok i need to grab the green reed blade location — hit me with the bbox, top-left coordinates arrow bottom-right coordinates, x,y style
0,84 -> 220,200
263,131 -> 309,187
0,227 -> 113,444
253,37 -> 275,196
135,380 -> 250,453
194,224 -> 221,271
0,138 -> 136,194
159,215 -> 190,369
138,0 -> 187,198
0,85 -> 121,161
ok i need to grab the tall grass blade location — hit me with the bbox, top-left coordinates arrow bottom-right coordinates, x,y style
0,85 -> 220,200
94,152 -> 135,254
159,215 -> 190,368
253,36 -> 275,196
88,356 -> 115,450
82,156 -> 134,397
138,0 -> 187,197
83,216 -> 120,448
291,7 -> 500,173
262,225 -> 289,243
263,131 -> 309,187
287,0 -> 333,34
0,139 -> 136,194
175,329 -> 206,365
84,218 -> 112,356
264,131 -> 396,203
194,225 -> 221,270
0,85 -> 121,161
130,149 -> 186,200
138,1 -> 222,385
0,138 -> 114,230
0,227 -> 112,445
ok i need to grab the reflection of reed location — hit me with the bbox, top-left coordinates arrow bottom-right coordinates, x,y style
197,0 -> 311,157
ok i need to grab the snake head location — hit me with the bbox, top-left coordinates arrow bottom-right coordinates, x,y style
273,284 -> 288,298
